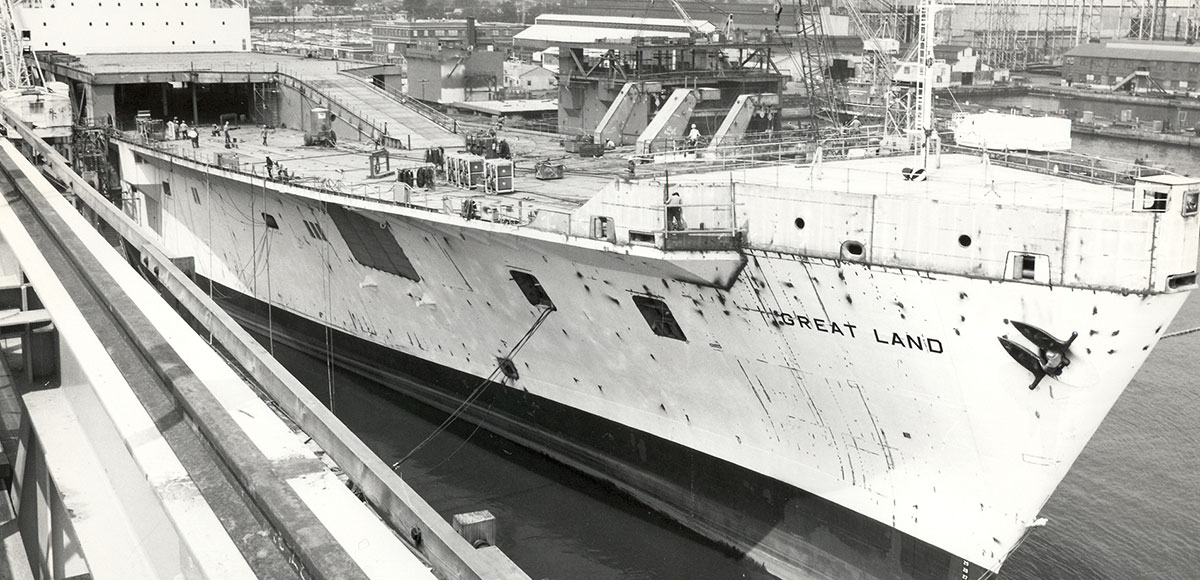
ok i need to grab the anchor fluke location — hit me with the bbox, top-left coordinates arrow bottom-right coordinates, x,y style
998,336 -> 1047,390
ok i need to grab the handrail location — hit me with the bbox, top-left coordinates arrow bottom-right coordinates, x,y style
271,70 -> 408,149
339,71 -> 459,134
114,131 -> 445,215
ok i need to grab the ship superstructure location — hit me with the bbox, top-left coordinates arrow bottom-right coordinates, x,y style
26,2 -> 1200,579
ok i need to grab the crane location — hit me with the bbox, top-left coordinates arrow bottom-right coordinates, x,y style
0,0 -> 71,139
790,0 -> 844,130
0,0 -> 31,91
663,0 -> 704,35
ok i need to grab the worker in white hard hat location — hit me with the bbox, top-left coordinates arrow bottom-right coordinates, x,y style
687,123 -> 701,147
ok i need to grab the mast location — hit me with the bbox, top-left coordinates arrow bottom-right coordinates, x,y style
915,0 -> 946,168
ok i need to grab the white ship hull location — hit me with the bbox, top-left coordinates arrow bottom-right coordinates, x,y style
116,142 -> 1191,579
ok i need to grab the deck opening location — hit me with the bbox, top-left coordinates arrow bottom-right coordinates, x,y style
1019,255 -> 1036,279
1168,272 -> 1197,290
327,206 -> 420,281
840,240 -> 865,261
261,213 -> 278,229
591,216 -> 616,243
631,295 -> 687,341
510,270 -> 554,309
629,230 -> 655,245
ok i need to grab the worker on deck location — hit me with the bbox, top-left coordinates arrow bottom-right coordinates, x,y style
687,124 -> 701,148
666,191 -> 686,231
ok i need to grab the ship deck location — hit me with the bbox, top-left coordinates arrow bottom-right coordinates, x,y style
142,125 -> 630,214
134,124 -> 1155,224
671,152 -> 1140,211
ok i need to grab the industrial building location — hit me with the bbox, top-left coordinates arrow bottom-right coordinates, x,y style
405,44 -> 505,103
513,14 -> 785,137
1063,40 -> 1200,92
371,18 -> 526,61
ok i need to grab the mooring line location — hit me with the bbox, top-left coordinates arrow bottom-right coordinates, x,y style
1161,326 -> 1200,340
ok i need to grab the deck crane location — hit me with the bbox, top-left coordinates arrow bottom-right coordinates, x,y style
0,0 -> 71,139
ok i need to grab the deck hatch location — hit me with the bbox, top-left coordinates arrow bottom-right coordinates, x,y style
327,206 -> 420,281
631,295 -> 686,341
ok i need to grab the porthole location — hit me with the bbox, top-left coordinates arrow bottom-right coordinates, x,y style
794,217 -> 805,230
958,234 -> 972,247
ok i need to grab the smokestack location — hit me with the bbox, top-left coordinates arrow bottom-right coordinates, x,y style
466,17 -> 478,48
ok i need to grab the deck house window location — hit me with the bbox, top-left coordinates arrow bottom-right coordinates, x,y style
1183,189 -> 1199,217
1140,188 -> 1169,212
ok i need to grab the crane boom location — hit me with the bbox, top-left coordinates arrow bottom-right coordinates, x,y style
664,0 -> 702,34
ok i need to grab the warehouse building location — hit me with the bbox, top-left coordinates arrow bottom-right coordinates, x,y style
1063,40 -> 1200,93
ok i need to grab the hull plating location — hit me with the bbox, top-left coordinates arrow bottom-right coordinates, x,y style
124,145 -> 1189,577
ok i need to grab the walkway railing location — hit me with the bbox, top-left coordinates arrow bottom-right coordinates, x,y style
340,72 -> 460,134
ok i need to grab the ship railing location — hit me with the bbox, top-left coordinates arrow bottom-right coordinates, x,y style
111,132 -> 448,215
338,72 -> 460,135
687,162 -> 1139,212
271,68 -> 409,150
943,144 -> 1178,185
628,130 -> 891,179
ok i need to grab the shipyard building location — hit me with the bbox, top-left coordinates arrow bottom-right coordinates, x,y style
371,18 -> 526,62
1063,40 -> 1200,93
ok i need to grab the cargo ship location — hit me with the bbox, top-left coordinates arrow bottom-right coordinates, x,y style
27,1 -> 1200,578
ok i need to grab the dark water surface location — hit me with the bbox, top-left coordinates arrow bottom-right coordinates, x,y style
247,138 -> 1200,579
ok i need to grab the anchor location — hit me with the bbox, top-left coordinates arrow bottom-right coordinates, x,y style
998,321 -> 1079,391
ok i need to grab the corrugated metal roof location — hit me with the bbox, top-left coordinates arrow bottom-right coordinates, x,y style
533,14 -> 715,32
514,24 -> 696,47
1066,41 -> 1200,63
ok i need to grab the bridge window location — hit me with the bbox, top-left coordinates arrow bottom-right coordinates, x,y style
161,181 -> 171,196
632,295 -> 686,341
958,234 -> 972,247
1182,190 -> 1198,216
1140,188 -> 1169,212
261,213 -> 278,229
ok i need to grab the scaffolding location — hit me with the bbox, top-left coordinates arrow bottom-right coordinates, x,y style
792,0 -> 844,128
1123,0 -> 1168,39
978,0 -> 1023,70
1034,0 -> 1074,64
1076,0 -> 1104,43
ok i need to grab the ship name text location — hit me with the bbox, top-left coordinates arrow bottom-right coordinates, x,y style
761,309 -> 944,354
